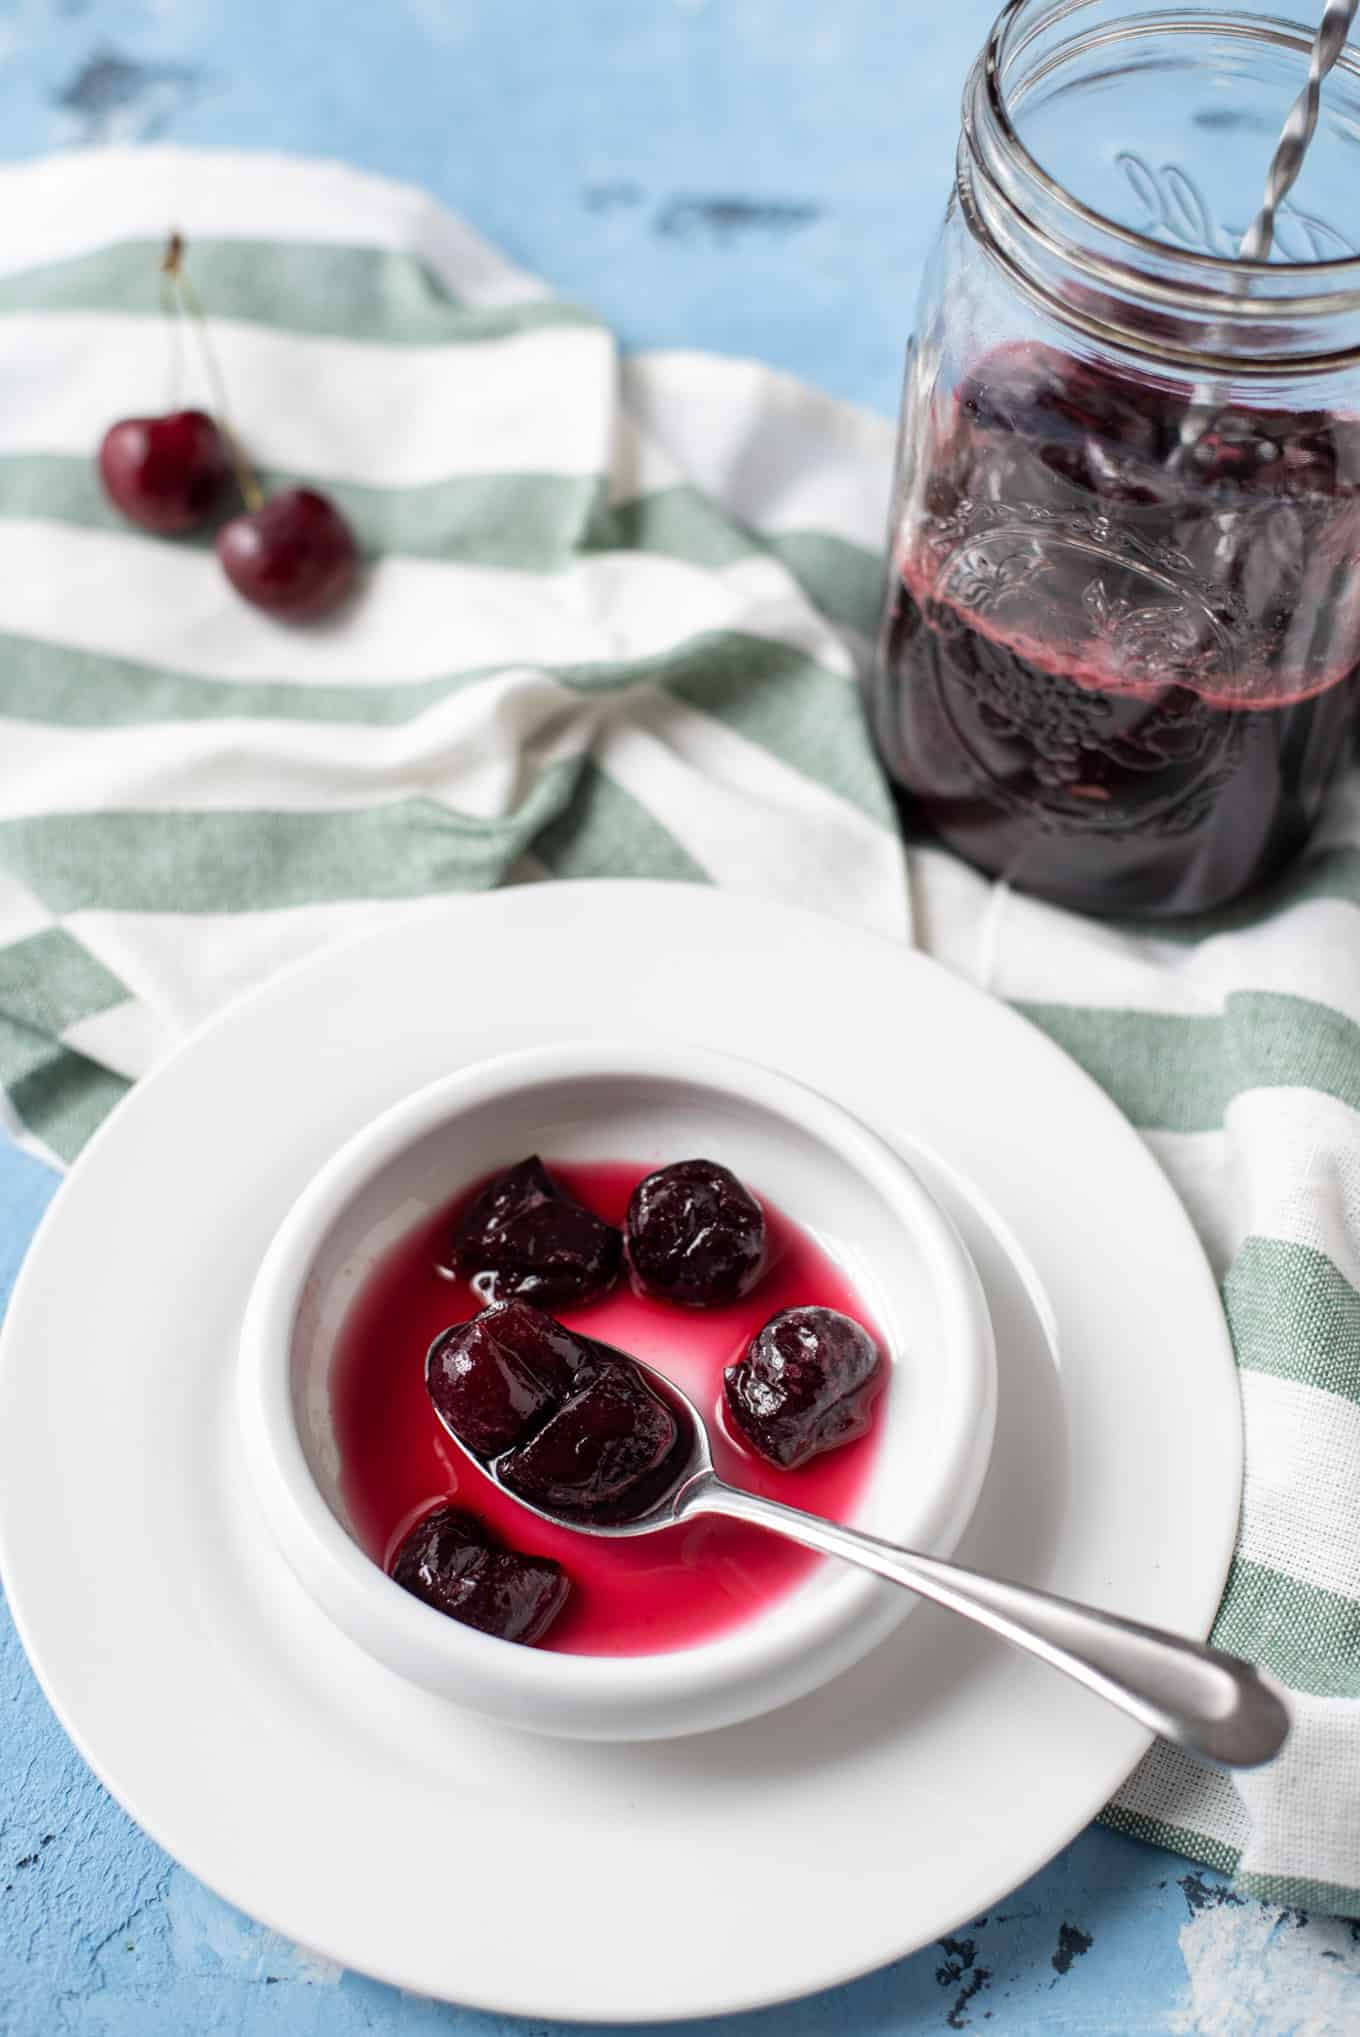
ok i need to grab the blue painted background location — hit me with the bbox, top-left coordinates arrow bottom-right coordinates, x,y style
3,1 -> 1360,2030
0,0 -> 998,415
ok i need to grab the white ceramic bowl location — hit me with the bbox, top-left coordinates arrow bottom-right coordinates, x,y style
238,1040 -> 996,1740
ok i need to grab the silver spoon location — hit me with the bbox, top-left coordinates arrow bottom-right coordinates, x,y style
428,1347 -> 1289,1769
1174,0 -> 1360,465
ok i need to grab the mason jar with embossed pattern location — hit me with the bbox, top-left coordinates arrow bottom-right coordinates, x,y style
869,0 -> 1360,917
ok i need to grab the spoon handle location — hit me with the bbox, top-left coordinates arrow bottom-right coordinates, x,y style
692,1480 -> 1288,1768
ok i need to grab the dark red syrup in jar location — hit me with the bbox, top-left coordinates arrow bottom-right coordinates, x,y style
331,1162 -> 886,1656
870,342 -> 1360,917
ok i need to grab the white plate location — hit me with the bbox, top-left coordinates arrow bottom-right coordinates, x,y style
0,882 -> 1240,2023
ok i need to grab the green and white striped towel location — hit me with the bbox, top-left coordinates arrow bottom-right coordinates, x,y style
2,145 -> 1357,1918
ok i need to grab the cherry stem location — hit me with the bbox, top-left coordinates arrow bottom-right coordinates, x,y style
159,264 -> 185,413
161,230 -> 264,514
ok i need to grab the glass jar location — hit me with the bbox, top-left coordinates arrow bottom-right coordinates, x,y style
870,0 -> 1360,918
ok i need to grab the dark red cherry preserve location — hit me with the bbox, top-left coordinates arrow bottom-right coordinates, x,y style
871,343 -> 1360,918
332,1162 -> 886,1656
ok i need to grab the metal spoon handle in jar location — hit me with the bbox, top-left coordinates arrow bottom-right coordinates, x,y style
1239,0 -> 1360,263
684,1477 -> 1289,1769
1174,0 -> 1359,464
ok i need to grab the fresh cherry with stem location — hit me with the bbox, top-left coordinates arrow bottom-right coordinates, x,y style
97,239 -> 230,535
98,408 -> 229,536
216,485 -> 358,622
166,233 -> 358,620
98,234 -> 358,619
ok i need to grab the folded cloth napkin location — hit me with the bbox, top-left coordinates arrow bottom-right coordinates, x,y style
1,144 -> 1357,1917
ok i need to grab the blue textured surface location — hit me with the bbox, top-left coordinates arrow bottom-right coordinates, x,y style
0,0 -> 1006,416
3,1 -> 1359,2030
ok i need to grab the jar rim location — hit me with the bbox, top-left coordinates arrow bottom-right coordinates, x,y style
976,1 -> 1360,316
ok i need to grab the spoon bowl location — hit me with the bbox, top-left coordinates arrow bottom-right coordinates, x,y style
425,1336 -> 716,1538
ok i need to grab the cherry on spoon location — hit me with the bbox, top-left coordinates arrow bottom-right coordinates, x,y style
426,1343 -> 1289,1769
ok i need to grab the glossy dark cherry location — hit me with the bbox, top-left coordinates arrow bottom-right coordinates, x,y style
426,1299 -> 593,1457
97,410 -> 229,534
871,341 -> 1360,917
500,1359 -> 680,1522
451,1157 -> 623,1309
725,1306 -> 883,1469
216,487 -> 357,619
389,1502 -> 569,1644
626,1159 -> 766,1308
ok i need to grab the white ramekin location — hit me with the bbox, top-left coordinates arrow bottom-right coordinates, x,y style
238,1039 -> 996,1739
